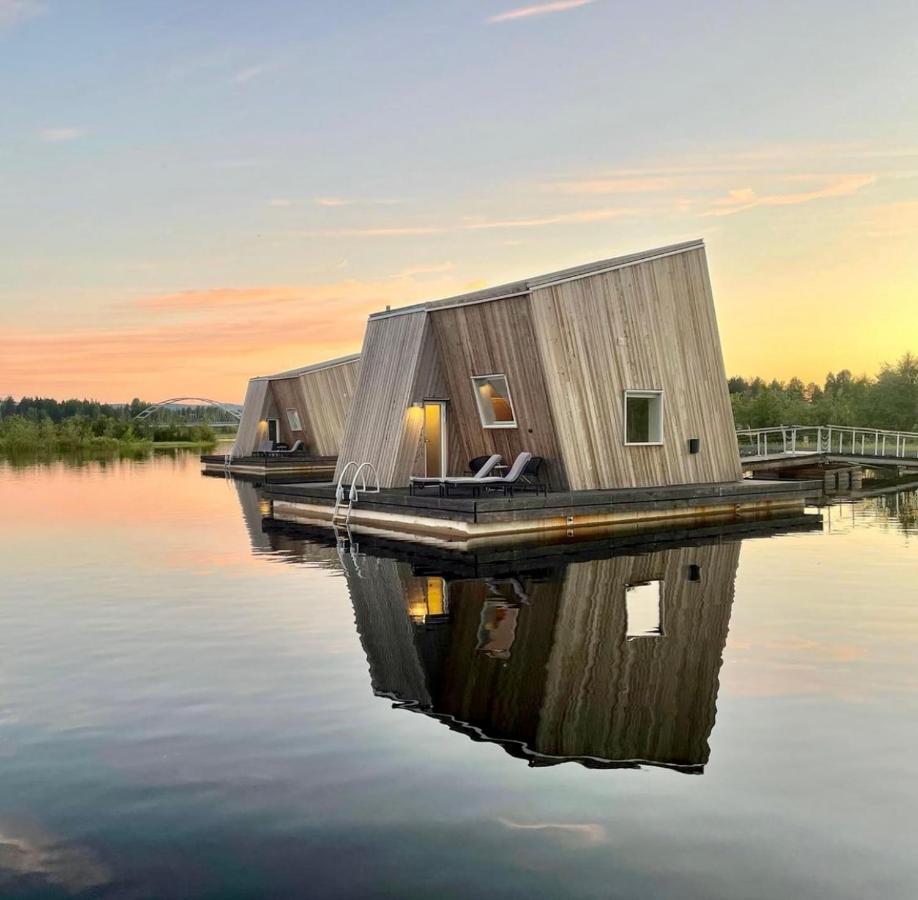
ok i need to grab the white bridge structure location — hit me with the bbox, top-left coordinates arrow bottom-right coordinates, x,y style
737,425 -> 918,469
133,397 -> 242,427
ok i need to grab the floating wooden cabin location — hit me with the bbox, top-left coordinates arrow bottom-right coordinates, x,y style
202,353 -> 360,478
267,240 -> 818,538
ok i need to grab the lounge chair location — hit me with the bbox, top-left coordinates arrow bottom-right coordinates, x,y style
269,439 -> 306,457
519,455 -> 548,494
253,440 -> 275,457
409,453 -> 502,496
468,455 -> 491,474
444,452 -> 537,497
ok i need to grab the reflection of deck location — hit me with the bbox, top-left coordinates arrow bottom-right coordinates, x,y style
265,477 -> 821,543
200,453 -> 336,479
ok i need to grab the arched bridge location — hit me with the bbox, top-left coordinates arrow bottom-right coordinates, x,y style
133,398 -> 242,425
738,425 -> 918,471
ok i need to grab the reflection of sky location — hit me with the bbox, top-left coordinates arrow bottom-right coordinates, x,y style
0,454 -> 917,898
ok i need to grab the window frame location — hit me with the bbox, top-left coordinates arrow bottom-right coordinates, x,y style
623,389 -> 664,446
470,373 -> 518,430
285,407 -> 303,432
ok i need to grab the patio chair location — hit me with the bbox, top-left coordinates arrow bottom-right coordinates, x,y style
253,440 -> 275,457
270,439 -> 306,457
409,453 -> 502,496
444,452 -> 536,498
468,455 -> 491,474
518,455 -> 547,494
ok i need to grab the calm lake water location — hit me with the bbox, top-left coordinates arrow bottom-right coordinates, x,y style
1,452 -> 917,899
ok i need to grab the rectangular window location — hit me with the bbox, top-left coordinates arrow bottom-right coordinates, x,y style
471,374 -> 517,429
626,581 -> 664,638
285,408 -> 303,431
624,390 -> 663,445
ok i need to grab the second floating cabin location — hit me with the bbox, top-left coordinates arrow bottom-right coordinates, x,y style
203,353 -> 360,478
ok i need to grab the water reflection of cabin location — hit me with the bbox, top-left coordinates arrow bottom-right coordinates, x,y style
343,541 -> 740,772
203,354 -> 360,477
336,240 -> 740,490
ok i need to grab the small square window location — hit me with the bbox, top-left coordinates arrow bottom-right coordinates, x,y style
626,580 -> 664,638
624,390 -> 663,445
285,408 -> 303,431
471,374 -> 517,429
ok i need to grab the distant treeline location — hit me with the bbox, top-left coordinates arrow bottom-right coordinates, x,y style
1,396 -> 234,424
0,396 -> 218,455
730,353 -> 918,431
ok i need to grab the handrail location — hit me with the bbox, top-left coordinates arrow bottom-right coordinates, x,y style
333,461 -> 361,519
333,460 -> 381,523
346,462 -> 380,525
737,425 -> 918,461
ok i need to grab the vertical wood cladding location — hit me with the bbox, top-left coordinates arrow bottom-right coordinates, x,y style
334,311 -> 430,488
427,296 -> 568,489
235,356 -> 359,457
529,246 -> 742,489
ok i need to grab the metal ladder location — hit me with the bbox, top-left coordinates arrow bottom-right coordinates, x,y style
332,461 -> 380,527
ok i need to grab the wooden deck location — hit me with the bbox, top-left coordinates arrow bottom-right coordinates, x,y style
264,477 -> 822,544
200,453 -> 337,480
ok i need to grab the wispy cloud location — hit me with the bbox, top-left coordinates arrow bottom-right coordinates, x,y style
541,176 -> 671,195
0,0 -> 43,30
488,0 -> 594,24
4,272 -> 465,399
388,262 -> 455,279
232,63 -> 271,84
314,196 -> 404,208
37,127 -> 84,143
463,206 -> 632,229
704,174 -> 876,217
295,225 -> 447,238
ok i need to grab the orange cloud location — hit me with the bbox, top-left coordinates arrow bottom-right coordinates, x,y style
705,173 -> 876,216
4,273 -> 464,401
488,0 -> 594,24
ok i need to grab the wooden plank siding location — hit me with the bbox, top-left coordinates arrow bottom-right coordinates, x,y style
529,246 -> 742,489
233,356 -> 359,457
338,240 -> 741,492
232,378 -> 270,456
427,296 -> 568,489
334,311 -> 430,488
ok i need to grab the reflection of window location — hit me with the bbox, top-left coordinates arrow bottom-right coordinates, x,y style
407,577 -> 448,623
626,580 -> 664,638
286,408 -> 303,431
471,374 -> 517,428
624,390 -> 663,445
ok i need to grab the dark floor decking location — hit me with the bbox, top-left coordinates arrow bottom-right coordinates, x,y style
201,454 -> 337,479
265,478 -> 821,525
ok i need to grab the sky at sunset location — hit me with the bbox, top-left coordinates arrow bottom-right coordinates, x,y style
2,0 -> 916,403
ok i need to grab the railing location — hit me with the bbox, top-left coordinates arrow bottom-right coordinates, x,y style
333,461 -> 381,524
737,425 -> 918,461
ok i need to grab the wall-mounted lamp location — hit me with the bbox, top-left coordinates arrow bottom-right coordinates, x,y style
688,564 -> 702,582
411,401 -> 424,409
688,437 -> 700,454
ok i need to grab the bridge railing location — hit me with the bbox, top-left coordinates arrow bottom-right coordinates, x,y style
736,425 -> 918,461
